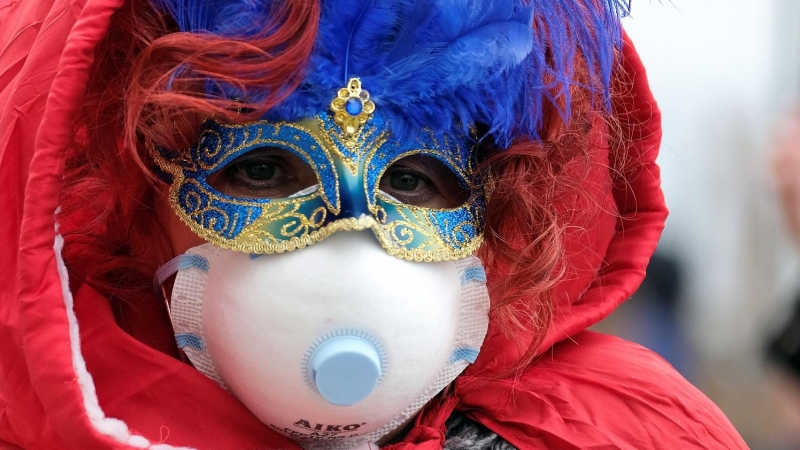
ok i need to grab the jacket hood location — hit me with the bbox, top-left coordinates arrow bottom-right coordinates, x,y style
0,0 -> 671,449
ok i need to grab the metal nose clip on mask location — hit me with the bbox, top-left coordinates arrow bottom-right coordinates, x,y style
156,232 -> 490,449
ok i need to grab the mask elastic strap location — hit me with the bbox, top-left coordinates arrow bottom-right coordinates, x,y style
153,254 -> 210,365
153,254 -> 209,294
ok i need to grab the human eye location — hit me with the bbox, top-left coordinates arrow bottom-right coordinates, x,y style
209,147 -> 317,199
378,155 -> 469,208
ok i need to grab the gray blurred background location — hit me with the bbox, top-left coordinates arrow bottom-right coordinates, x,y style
594,1 -> 800,448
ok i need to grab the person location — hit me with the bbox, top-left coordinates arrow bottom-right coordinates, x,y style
768,110 -> 800,380
0,0 -> 747,448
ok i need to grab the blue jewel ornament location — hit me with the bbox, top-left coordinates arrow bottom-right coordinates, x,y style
330,78 -> 375,136
345,98 -> 363,116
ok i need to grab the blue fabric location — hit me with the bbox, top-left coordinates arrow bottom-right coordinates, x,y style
462,266 -> 487,284
450,347 -> 481,364
175,333 -> 206,351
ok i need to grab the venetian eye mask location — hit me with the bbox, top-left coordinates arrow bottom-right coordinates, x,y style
151,79 -> 486,261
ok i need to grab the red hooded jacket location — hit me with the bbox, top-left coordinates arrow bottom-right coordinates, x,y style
0,0 -> 748,448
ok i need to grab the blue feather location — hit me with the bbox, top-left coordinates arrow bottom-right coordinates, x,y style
383,1 -> 438,65
151,0 -> 272,37
343,0 -> 374,84
155,0 -> 631,148
382,5 -> 535,100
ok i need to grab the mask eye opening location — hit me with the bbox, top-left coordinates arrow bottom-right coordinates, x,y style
376,153 -> 473,210
207,145 -> 321,201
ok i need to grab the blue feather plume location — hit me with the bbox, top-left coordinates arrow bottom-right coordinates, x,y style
151,0 -> 272,37
153,0 -> 631,148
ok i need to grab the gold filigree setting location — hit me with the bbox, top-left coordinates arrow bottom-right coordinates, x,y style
330,78 -> 375,136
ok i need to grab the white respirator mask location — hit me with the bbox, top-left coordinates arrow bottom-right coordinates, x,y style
155,232 -> 490,449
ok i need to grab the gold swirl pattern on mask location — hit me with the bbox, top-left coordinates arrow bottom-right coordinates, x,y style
173,179 -> 324,247
221,200 -> 323,244
178,185 -> 241,233
186,206 -> 481,261
375,193 -> 482,252
372,203 -> 440,250
381,202 -> 452,249
278,206 -> 328,239
390,224 -> 417,247
198,129 -> 224,164
192,122 -> 341,214
316,115 -> 386,175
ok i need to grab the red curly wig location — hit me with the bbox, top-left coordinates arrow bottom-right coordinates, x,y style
60,0 -> 607,372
